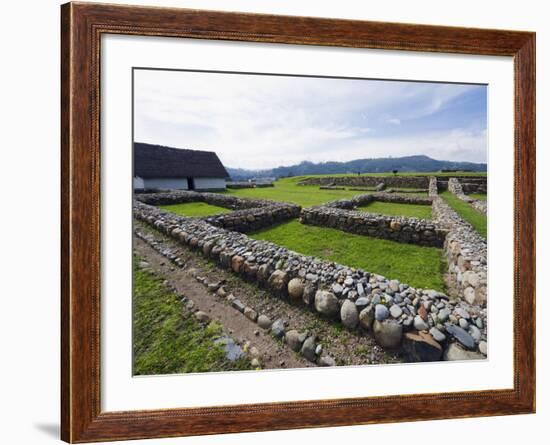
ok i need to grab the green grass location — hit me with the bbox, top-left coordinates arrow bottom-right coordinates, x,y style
224,175 -> 483,207
225,176 -> 364,207
159,202 -> 231,217
440,191 -> 487,238
250,220 -> 445,291
468,193 -> 487,201
357,201 -> 432,219
133,258 -> 252,375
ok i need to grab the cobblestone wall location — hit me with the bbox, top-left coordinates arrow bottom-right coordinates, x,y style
448,178 -> 487,215
300,206 -> 445,247
136,190 -> 300,233
301,193 -> 443,247
134,200 -> 487,360
299,176 -> 429,188
432,196 -> 487,306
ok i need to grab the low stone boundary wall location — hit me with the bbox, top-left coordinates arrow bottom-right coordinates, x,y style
437,176 -> 487,194
429,176 -> 439,197
432,196 -> 487,305
135,227 -> 337,366
324,192 -> 433,209
133,200 -> 487,361
301,206 -> 445,247
299,175 -> 429,188
136,190 -> 300,233
448,178 -> 487,215
136,190 -> 268,209
386,188 -> 428,194
205,204 -> 300,233
301,192 -> 443,246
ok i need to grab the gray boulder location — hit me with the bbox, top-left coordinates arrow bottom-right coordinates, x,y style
287,278 -> 305,300
302,283 -> 317,306
403,331 -> 442,362
373,320 -> 403,349
359,305 -> 375,331
243,307 -> 258,322
194,311 -> 210,323
268,270 -> 289,295
389,304 -> 403,319
444,343 -> 485,361
413,315 -> 429,331
285,330 -> 306,352
257,314 -> 272,329
340,300 -> 359,329
446,325 -> 475,350
375,304 -> 389,321
271,319 -> 286,338
318,356 -> 337,366
301,336 -> 318,362
314,290 -> 339,317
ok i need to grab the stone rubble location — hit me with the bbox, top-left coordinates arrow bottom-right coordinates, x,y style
300,193 -> 447,247
448,177 -> 487,215
134,195 -> 488,360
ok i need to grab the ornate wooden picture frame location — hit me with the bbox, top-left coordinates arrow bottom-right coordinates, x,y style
61,2 -> 535,442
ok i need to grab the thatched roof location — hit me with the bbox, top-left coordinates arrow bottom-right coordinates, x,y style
134,142 -> 229,179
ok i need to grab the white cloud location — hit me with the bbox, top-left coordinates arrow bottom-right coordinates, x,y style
134,69 -> 486,169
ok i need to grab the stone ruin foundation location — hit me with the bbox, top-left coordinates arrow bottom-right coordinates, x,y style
133,184 -> 488,362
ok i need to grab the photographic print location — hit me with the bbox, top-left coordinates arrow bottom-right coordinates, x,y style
132,68 -> 488,375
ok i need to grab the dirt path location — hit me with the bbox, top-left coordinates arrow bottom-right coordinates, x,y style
134,221 -> 403,368
134,236 -> 312,370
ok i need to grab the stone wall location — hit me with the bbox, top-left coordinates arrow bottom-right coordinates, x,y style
299,175 -> 429,188
301,193 -> 444,247
136,190 -> 300,233
205,205 -> 300,233
136,190 -> 267,209
437,176 -> 487,194
448,178 -> 487,215
323,192 -> 433,209
428,176 -> 439,197
301,207 -> 445,247
133,200 -> 487,360
432,196 -> 487,306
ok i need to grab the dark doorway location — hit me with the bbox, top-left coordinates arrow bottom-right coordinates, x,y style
187,177 -> 195,190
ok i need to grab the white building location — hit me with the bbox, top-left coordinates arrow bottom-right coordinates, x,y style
134,142 -> 229,191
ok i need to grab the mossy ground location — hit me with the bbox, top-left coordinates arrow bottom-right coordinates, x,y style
468,193 -> 487,201
356,201 -> 432,219
133,257 -> 252,375
440,191 -> 487,238
158,201 -> 231,217
249,219 -> 446,291
225,176 -> 363,207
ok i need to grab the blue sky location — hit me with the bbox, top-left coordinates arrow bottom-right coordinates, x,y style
134,69 -> 487,170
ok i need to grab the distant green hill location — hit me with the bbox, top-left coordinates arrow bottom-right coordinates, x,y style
227,155 -> 486,180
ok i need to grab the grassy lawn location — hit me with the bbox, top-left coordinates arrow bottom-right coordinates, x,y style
159,202 -> 231,217
250,220 -> 445,291
468,193 -> 487,201
224,175 -> 483,207
357,201 -> 432,219
133,257 -> 251,375
440,191 -> 487,238
226,176 -> 363,207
